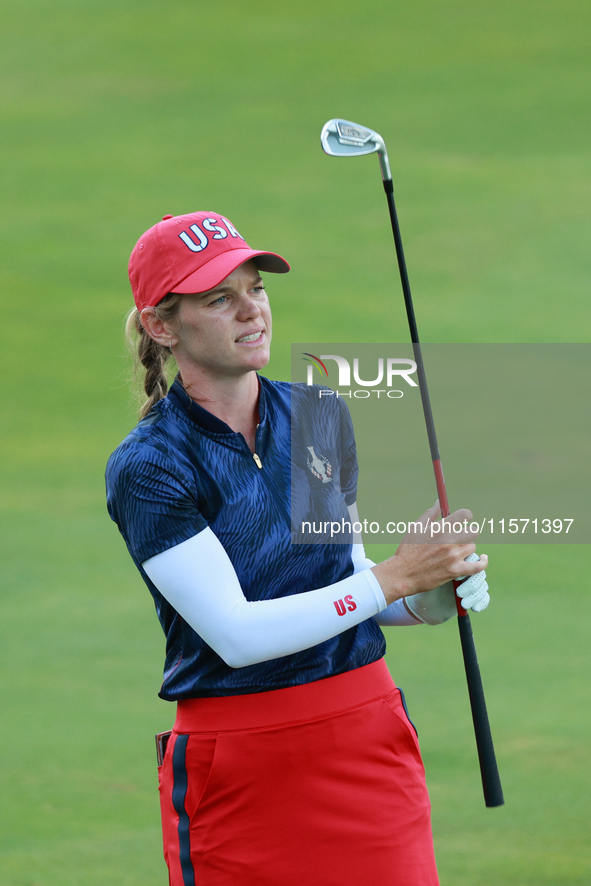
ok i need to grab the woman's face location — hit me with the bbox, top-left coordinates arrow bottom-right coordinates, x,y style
167,259 -> 273,381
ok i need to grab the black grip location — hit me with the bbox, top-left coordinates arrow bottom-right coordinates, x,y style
457,614 -> 504,807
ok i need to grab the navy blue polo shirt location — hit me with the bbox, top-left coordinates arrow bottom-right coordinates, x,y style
106,376 -> 385,699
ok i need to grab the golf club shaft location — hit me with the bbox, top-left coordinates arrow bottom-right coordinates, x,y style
382,178 -> 504,808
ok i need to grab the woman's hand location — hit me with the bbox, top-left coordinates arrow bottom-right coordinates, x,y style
371,501 -> 488,606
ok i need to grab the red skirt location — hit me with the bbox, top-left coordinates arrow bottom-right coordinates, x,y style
158,659 -> 439,886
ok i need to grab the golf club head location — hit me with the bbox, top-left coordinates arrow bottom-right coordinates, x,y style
320,118 -> 391,181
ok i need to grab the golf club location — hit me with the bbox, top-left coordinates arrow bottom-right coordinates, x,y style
321,117 -> 504,808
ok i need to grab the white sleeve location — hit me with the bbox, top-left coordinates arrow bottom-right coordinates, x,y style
374,597 -> 423,626
348,503 -> 379,573
142,527 -> 387,669
351,542 -> 377,574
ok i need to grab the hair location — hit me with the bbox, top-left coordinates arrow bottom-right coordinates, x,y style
126,293 -> 183,419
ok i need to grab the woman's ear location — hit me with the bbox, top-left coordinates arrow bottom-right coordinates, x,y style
140,308 -> 176,348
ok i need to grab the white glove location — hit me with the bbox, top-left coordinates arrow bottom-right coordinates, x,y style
455,553 -> 491,612
405,553 -> 490,625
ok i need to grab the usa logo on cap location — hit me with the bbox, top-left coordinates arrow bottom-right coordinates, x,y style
129,211 -> 290,311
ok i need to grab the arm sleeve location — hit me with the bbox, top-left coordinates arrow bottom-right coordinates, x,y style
374,598 -> 423,626
142,527 -> 388,668
351,543 -> 378,574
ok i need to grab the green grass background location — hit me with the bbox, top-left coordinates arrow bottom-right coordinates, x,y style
1,1 -> 589,883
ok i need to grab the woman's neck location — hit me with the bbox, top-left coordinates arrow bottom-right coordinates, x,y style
179,370 -> 260,451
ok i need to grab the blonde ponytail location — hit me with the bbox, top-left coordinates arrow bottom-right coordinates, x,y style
126,294 -> 182,419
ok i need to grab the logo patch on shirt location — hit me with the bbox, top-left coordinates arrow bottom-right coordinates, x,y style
306,446 -> 332,484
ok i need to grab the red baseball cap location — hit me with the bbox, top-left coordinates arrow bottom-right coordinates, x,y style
129,211 -> 290,311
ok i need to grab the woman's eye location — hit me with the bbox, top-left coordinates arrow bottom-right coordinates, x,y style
211,295 -> 228,305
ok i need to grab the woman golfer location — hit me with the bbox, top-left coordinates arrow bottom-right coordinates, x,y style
106,210 -> 489,886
